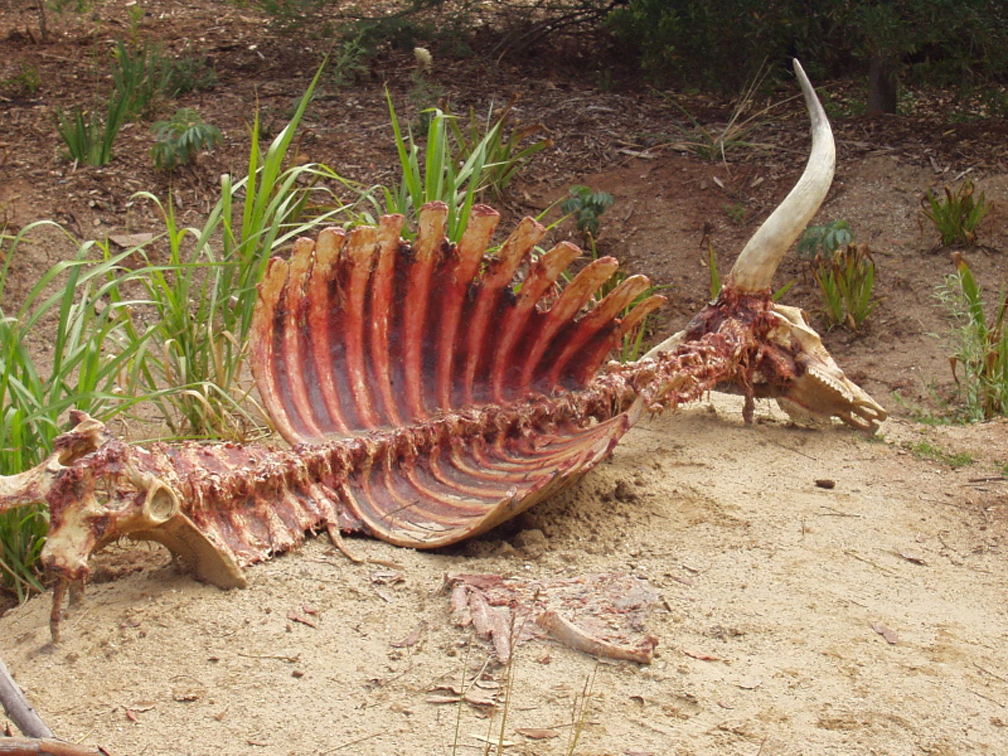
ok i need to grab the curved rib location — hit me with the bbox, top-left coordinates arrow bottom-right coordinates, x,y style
728,59 -> 835,292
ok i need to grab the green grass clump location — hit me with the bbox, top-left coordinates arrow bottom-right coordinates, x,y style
54,93 -> 131,166
937,254 -> 1008,421
905,440 -> 975,467
922,180 -> 990,248
811,242 -> 879,332
0,224 -> 157,598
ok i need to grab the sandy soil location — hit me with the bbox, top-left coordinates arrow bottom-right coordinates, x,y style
2,395 -> 1007,756
2,2 -> 1008,755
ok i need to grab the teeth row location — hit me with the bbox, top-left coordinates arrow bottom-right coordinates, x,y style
808,364 -> 854,403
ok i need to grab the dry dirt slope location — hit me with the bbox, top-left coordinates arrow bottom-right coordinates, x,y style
1,394 -> 1007,756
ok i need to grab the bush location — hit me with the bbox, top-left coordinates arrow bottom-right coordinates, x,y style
607,0 -> 1008,92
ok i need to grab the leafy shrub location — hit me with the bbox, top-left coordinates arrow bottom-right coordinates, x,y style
797,220 -> 854,260
937,254 -> 1008,421
921,180 -> 990,248
607,0 -> 1008,93
150,109 -> 223,170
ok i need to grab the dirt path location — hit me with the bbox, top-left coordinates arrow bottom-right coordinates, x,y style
2,394 -> 1006,755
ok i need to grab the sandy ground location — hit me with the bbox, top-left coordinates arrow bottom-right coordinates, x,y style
1,392 -> 1007,756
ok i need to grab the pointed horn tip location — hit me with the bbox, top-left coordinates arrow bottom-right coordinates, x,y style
726,59 -> 834,293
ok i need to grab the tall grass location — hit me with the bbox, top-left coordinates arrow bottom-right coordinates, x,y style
384,94 -> 490,242
446,99 -> 551,202
133,65 -> 363,438
0,223 -> 157,598
938,254 -> 1008,421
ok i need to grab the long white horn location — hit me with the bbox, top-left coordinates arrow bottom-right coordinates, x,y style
727,59 -> 835,291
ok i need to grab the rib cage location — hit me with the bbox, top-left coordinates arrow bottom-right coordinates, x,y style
244,202 -> 664,546
251,202 -> 662,442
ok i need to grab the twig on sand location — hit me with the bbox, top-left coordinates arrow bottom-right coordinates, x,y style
0,654 -> 54,739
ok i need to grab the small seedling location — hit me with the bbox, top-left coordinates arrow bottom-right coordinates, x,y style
561,185 -> 614,242
921,179 -> 990,248
724,202 -> 746,223
150,108 -> 222,169
797,220 -> 853,260
1,63 -> 41,97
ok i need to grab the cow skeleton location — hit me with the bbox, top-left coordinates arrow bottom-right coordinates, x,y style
0,62 -> 885,642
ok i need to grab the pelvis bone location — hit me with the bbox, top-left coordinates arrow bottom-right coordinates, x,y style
0,61 -> 885,641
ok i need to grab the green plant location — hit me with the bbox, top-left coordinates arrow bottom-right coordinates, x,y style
796,222 -> 877,332
608,0 -> 1008,99
724,202 -> 746,223
150,108 -> 223,170
383,95 -> 494,242
54,91 -> 130,166
0,223 -> 156,598
54,37 -> 184,166
905,440 -> 975,467
133,67 -> 360,437
1,63 -> 41,97
446,100 -> 552,201
937,254 -> 1008,421
560,185 -> 614,242
161,55 -> 218,96
812,242 -> 879,331
797,220 -> 854,260
110,39 -> 173,121
921,180 -> 990,248
327,33 -> 370,87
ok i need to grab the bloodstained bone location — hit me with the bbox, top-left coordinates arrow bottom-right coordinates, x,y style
0,62 -> 887,646
447,573 -> 659,664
